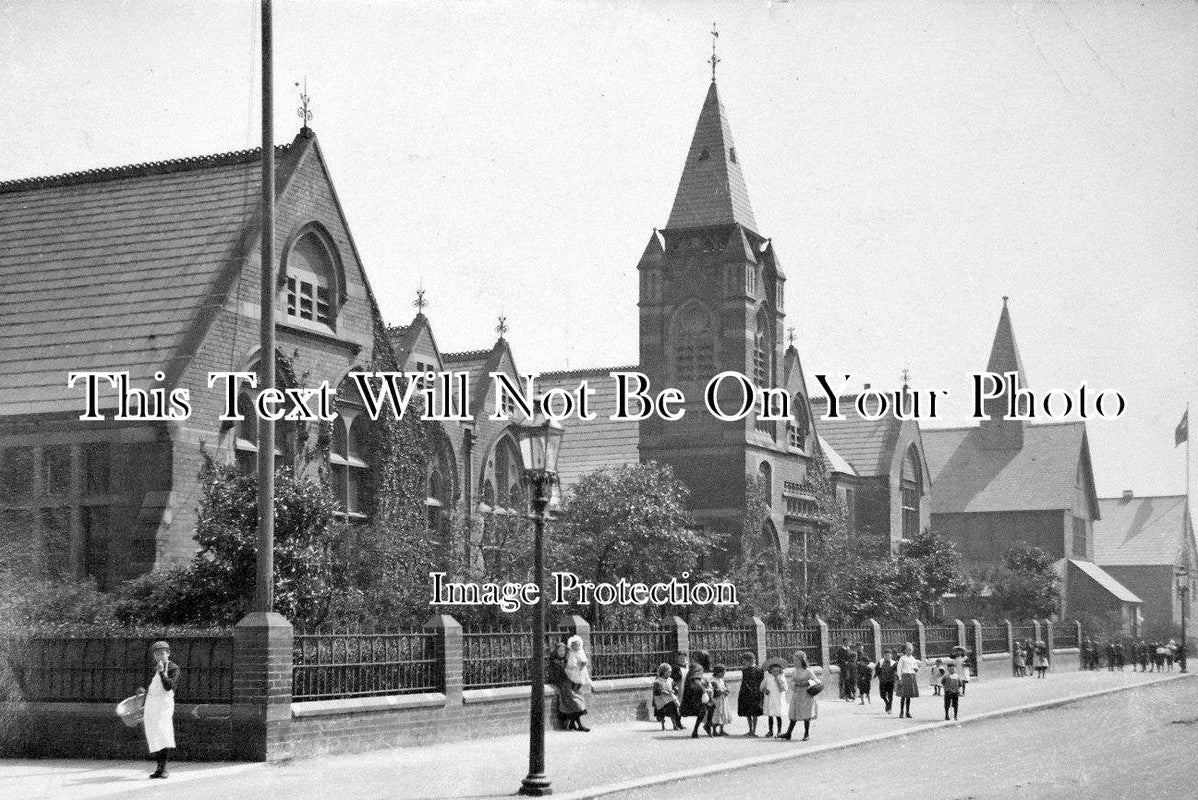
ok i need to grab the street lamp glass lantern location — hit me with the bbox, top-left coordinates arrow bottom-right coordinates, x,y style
513,414 -> 564,475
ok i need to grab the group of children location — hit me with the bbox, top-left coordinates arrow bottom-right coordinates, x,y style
652,649 -> 823,740
1009,639 -> 1051,678
1081,637 -> 1184,672
651,642 -> 975,739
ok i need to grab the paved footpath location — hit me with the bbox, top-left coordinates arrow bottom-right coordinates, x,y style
1,669 -> 1188,800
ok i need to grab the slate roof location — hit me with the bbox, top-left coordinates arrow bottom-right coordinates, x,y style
817,435 -> 857,477
665,81 -> 758,233
922,422 -> 1091,514
1057,558 -> 1143,604
1093,494 -> 1193,567
809,395 -> 901,478
0,142 -> 302,416
537,366 -> 641,488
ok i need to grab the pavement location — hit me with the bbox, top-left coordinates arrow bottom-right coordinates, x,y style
0,668 -> 1189,800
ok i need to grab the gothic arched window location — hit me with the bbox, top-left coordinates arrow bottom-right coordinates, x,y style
900,445 -> 922,541
753,308 -> 773,388
330,413 -> 372,519
788,395 -> 810,451
671,303 -> 716,386
285,228 -> 340,329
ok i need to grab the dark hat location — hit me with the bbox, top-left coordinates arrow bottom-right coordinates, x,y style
762,656 -> 788,672
150,640 -> 170,652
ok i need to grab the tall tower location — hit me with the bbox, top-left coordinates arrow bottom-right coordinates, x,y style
979,297 -> 1028,449
637,78 -> 816,556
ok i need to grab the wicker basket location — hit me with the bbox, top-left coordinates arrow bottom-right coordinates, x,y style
116,694 -> 145,728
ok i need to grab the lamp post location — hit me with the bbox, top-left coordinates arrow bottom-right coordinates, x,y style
1177,566 -> 1190,673
512,414 -> 564,797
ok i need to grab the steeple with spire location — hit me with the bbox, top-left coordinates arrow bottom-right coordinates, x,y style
665,80 -> 758,232
980,296 -> 1028,449
636,46 -> 814,560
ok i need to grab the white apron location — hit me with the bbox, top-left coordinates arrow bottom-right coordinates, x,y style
143,671 -> 176,752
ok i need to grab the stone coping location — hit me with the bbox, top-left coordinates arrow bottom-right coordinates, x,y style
292,692 -> 446,718
0,701 -> 232,719
462,684 -> 556,704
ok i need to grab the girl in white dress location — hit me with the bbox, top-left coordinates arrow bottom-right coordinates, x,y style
759,658 -> 788,737
140,640 -> 179,779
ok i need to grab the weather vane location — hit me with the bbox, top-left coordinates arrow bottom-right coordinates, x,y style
787,327 -> 795,346
496,315 -> 509,338
296,78 -> 313,129
709,22 -> 720,82
414,287 -> 427,312
901,366 -> 911,387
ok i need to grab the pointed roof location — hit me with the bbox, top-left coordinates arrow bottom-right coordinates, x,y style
0,133 -> 313,415
666,82 -> 758,233
986,297 -> 1027,380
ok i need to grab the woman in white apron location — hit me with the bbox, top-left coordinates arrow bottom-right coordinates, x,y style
140,640 -> 179,779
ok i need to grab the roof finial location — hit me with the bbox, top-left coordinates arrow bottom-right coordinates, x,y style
296,78 -> 313,131
901,366 -> 911,388
787,327 -> 795,347
709,22 -> 720,82
413,287 -> 427,313
496,315 -> 509,338
1002,295 -> 1009,307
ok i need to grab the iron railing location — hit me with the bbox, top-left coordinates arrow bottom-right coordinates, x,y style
1,634 -> 233,704
292,630 -> 442,701
764,627 -> 822,665
690,627 -> 753,670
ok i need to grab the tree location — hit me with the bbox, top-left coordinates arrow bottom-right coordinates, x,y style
552,462 -> 719,624
114,457 -> 342,627
989,545 -> 1061,620
895,527 -> 970,622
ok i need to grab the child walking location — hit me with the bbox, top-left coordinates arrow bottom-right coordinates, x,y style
930,658 -> 946,696
855,653 -> 873,704
652,662 -> 683,730
737,651 -> 764,737
942,663 -> 962,720
760,658 -> 788,737
709,664 -> 731,736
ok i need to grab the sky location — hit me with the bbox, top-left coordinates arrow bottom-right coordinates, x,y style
1,0 -> 1195,499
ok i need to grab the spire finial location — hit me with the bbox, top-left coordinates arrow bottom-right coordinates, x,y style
413,287 -> 427,313
496,315 -> 509,338
1002,295 -> 1009,307
709,22 -> 720,82
901,366 -> 911,388
787,327 -> 795,347
296,78 -> 313,131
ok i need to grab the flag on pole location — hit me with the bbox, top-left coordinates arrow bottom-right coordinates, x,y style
1177,409 -> 1189,446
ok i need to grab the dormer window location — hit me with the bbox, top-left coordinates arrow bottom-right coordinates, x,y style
698,147 -> 711,161
729,147 -> 738,164
284,227 -> 342,330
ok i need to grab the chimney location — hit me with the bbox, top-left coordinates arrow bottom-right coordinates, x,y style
1122,489 -> 1134,501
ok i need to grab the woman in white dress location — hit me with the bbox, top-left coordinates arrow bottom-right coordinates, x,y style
140,640 -> 179,779
782,651 -> 819,741
563,635 -> 592,732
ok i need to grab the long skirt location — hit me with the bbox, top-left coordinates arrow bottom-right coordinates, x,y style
896,673 -> 920,698
789,689 -> 819,721
557,680 -> 586,717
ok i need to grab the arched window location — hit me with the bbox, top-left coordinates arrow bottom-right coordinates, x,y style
753,307 -> 773,388
788,395 -> 810,451
900,445 -> 921,541
671,303 -> 716,386
757,461 -> 773,507
426,434 -> 455,538
330,413 -> 371,519
285,229 -> 340,328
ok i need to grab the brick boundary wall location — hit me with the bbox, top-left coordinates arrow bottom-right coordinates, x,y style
0,614 -> 1064,762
